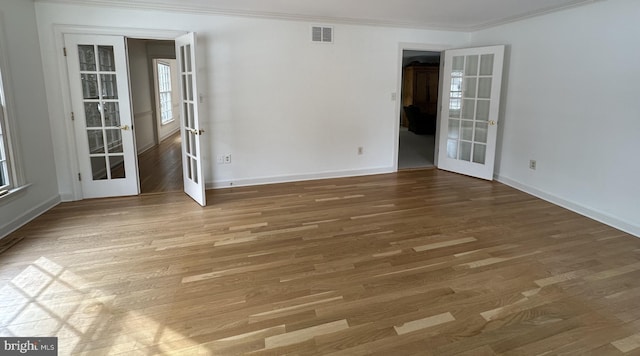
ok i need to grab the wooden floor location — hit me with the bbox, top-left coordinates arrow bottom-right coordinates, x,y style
138,131 -> 183,194
2,169 -> 640,355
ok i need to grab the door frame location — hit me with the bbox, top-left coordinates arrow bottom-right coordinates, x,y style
53,25 -> 187,201
394,42 -> 449,172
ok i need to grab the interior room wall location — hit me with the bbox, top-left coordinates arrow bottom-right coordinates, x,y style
34,2 -> 470,198
127,39 -> 155,154
470,0 -> 640,236
0,0 -> 59,237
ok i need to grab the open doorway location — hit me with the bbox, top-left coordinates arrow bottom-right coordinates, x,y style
127,39 -> 183,194
398,50 -> 441,169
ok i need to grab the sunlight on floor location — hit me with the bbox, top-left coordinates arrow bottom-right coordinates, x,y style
0,256 -> 202,355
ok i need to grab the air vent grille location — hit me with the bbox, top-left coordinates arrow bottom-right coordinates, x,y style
311,26 -> 333,43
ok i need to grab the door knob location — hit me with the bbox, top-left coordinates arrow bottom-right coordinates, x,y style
190,128 -> 204,135
119,125 -> 130,131
489,120 -> 497,126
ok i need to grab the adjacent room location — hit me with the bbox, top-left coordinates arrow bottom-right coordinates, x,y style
398,50 -> 440,169
1,0 -> 639,354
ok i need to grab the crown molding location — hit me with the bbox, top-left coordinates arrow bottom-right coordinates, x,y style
34,0 -> 602,33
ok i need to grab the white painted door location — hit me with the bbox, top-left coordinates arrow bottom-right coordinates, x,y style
175,33 -> 206,206
65,34 -> 138,198
437,45 -> 505,180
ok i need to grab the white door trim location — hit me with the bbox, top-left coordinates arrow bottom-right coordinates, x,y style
52,25 -> 186,201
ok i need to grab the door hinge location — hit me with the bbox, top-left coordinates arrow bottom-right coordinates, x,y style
78,173 -> 81,181
63,47 -> 67,57
71,112 -> 75,121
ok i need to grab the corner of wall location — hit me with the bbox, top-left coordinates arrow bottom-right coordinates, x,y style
0,194 -> 61,239
496,174 -> 640,239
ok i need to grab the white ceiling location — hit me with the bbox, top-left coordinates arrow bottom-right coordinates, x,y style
39,0 -> 601,31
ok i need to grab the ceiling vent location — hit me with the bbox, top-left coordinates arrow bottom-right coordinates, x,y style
311,26 -> 333,43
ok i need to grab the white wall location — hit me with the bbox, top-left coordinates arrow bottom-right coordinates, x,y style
128,39 -> 180,153
471,0 -> 640,236
0,0 -> 59,237
127,39 -> 155,153
34,2 -> 469,198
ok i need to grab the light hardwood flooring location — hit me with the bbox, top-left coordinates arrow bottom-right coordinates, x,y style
138,131 -> 183,194
2,169 -> 640,355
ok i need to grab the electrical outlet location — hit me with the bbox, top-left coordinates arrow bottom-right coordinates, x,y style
391,92 -> 397,101
358,147 -> 363,155
529,159 -> 537,170
224,154 -> 232,164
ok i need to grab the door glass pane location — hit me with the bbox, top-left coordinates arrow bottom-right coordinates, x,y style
465,55 -> 479,76
479,54 -> 494,76
101,74 -> 118,99
187,75 -> 194,101
462,99 -> 475,120
180,47 -> 187,73
461,120 -> 473,141
98,46 -> 116,71
183,103 -> 190,126
105,129 -> 122,153
184,130 -> 191,154
110,156 -> 125,179
452,56 -> 464,72
449,99 -> 461,118
84,102 -> 102,127
476,100 -> 490,121
78,45 -> 96,71
185,45 -> 192,72
186,155 -> 193,179
182,75 -> 189,101
188,103 -> 195,128
460,141 -> 472,161
103,102 -> 121,126
478,78 -> 492,99
448,119 -> 460,139
87,130 -> 105,154
451,77 -> 462,96
463,78 -> 477,98
473,144 -> 486,164
190,132 -> 197,156
475,122 -> 488,143
191,159 -> 198,184
447,139 -> 458,159
90,156 -> 107,180
81,74 -> 99,99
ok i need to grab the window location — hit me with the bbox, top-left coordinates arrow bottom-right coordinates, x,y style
0,73 -> 13,194
156,62 -> 173,125
0,26 -> 25,199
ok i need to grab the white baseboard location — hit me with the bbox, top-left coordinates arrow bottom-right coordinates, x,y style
0,195 -> 61,239
137,142 -> 156,155
496,174 -> 640,238
208,167 -> 394,189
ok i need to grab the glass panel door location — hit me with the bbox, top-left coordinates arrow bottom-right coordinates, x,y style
65,34 -> 138,198
437,46 -> 505,180
78,45 -> 125,180
176,32 -> 206,206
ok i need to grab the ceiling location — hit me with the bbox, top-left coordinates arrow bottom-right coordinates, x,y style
38,0 -> 601,31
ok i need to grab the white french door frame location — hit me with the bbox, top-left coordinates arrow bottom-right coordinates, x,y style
52,26 -> 188,201
394,42 -> 448,172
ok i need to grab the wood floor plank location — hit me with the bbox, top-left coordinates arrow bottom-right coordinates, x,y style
1,169 -> 639,355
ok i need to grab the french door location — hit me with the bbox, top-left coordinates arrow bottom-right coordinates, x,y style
65,34 -> 138,198
65,32 -> 207,205
176,33 -> 206,206
437,45 -> 505,180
